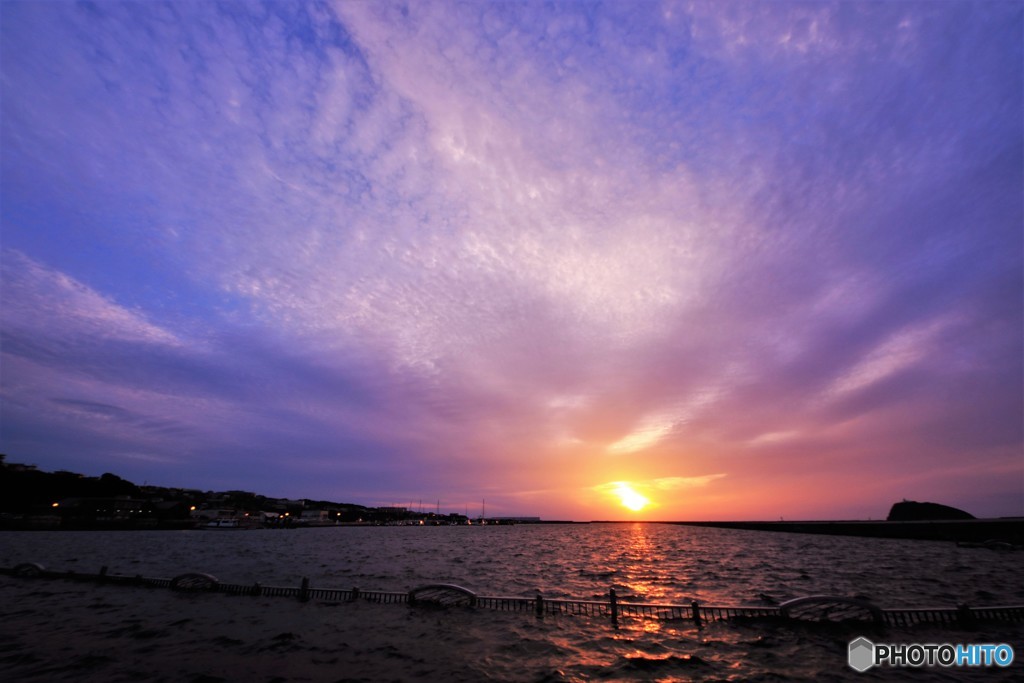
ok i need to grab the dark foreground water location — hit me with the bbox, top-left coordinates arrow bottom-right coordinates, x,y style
2,523 -> 1022,681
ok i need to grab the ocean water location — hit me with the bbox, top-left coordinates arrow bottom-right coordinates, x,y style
2,523 -> 1023,681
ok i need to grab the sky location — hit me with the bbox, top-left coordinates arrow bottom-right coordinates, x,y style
1,1 -> 1021,521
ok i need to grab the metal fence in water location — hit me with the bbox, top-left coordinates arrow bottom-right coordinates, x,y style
4,563 -> 1023,628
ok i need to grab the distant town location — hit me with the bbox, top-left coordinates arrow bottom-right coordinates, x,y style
0,456 -> 541,529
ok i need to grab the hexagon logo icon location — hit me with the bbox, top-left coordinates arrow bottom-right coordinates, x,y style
848,637 -> 875,672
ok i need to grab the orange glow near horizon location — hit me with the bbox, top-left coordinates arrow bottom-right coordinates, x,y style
613,482 -> 650,512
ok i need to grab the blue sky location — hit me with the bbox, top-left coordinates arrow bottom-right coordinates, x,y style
1,1 -> 1021,520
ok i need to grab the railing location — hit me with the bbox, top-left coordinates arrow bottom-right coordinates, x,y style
5,562 -> 1022,628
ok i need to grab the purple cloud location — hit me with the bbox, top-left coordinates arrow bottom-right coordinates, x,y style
2,1 -> 1020,519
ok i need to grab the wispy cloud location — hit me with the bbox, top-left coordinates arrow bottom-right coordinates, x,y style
1,1 -> 1020,518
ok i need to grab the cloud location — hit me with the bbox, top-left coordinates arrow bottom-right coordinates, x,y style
652,475 -> 727,491
1,250 -> 181,348
1,1 -> 1020,517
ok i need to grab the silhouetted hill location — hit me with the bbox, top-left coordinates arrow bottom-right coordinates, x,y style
887,500 -> 974,521
0,462 -> 140,513
0,456 -> 471,528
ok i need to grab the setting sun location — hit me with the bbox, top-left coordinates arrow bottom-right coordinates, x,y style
614,482 -> 650,512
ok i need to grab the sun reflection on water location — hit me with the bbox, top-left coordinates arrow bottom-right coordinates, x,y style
615,523 -> 664,602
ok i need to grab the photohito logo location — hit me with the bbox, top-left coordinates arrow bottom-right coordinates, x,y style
848,637 -> 1014,672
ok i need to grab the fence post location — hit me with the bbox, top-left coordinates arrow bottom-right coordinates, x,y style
535,591 -> 544,619
609,587 -> 619,626
956,603 -> 975,627
691,600 -> 702,628
299,577 -> 310,602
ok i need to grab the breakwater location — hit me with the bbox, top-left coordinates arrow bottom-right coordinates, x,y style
670,518 -> 1024,544
6,561 -> 1024,629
